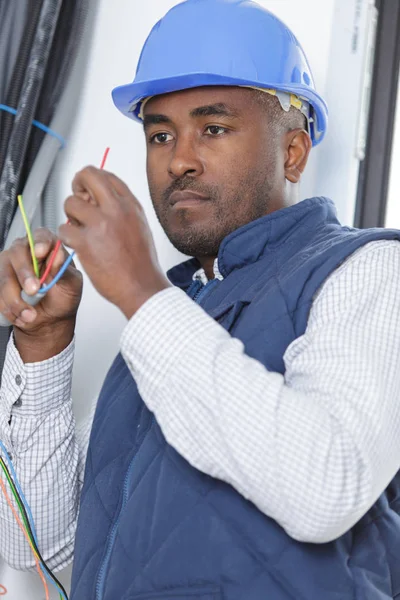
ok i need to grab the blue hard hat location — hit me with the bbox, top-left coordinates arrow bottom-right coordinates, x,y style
112,0 -> 328,146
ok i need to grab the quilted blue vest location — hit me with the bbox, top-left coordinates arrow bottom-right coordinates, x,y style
71,198 -> 400,600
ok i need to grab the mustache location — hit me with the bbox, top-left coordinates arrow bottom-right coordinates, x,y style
161,178 -> 219,204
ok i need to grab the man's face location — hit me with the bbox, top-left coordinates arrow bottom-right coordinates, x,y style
144,86 -> 287,258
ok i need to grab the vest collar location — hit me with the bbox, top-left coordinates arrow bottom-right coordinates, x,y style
167,197 -> 337,289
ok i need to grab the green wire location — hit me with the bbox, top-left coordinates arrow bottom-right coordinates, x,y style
0,458 -> 65,600
0,458 -> 33,539
17,194 -> 40,278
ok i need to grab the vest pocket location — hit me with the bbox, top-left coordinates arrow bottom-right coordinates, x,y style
127,585 -> 221,599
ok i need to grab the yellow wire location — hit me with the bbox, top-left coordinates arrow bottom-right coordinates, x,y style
0,457 -> 65,600
0,477 -> 49,599
17,195 -> 39,278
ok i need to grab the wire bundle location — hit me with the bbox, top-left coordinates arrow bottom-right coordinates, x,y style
0,441 -> 67,600
2,194 -> 73,598
38,146 -> 110,293
17,147 -> 110,296
0,148 -> 110,598
15,193 -> 74,297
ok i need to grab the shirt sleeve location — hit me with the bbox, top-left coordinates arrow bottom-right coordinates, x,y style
120,239 -> 400,544
0,335 -> 84,572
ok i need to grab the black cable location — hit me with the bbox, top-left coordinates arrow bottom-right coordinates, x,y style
0,0 -> 92,374
0,0 -> 44,176
21,0 -> 81,180
0,457 -> 69,599
0,0 -> 63,249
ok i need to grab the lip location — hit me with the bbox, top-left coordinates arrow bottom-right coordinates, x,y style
169,190 -> 210,206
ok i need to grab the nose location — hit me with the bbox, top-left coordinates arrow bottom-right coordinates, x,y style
168,133 -> 204,179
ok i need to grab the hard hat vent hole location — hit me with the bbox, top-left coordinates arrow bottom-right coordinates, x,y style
291,66 -> 301,84
303,72 -> 311,85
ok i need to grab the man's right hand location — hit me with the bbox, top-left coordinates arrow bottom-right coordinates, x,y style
0,228 -> 83,362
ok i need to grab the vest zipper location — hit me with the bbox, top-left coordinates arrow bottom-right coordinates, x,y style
95,417 -> 153,600
95,276 -> 219,599
191,278 -> 219,304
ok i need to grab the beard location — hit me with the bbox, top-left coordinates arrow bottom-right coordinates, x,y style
150,173 -> 274,258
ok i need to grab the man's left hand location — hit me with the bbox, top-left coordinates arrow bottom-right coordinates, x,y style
59,166 -> 171,319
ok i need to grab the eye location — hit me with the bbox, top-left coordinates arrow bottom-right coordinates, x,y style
149,132 -> 173,144
205,125 -> 227,136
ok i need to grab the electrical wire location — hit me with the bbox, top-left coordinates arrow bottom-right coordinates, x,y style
0,104 -> 66,147
40,252 -> 75,293
0,477 -> 50,600
39,239 -> 63,284
0,445 -> 68,599
99,146 -> 110,169
0,470 -> 44,566
0,148 -> 111,598
0,0 -> 64,249
17,195 -> 40,278
0,460 -> 32,535
0,441 -> 38,544
0,458 -> 67,599
39,146 -> 110,290
0,465 -> 66,600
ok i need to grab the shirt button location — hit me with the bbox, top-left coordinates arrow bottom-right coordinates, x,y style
15,375 -> 22,386
14,399 -> 22,407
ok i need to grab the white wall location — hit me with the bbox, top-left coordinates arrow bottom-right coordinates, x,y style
0,0 -> 378,597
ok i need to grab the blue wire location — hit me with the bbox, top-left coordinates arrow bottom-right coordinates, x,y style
40,252 -> 75,294
0,104 -> 66,148
0,441 -> 68,598
0,441 -> 39,545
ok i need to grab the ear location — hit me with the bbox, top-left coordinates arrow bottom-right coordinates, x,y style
284,130 -> 312,184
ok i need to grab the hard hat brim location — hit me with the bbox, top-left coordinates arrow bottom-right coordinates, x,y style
112,73 -> 328,146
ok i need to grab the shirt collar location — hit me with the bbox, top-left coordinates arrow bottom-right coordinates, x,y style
167,198 -> 337,289
192,258 -> 224,284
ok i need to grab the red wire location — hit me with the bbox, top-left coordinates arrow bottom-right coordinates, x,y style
39,239 -> 62,284
99,146 -> 110,169
39,147 -> 110,285
0,478 -> 50,600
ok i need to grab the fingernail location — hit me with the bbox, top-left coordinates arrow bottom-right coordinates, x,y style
20,309 -> 36,323
35,243 -> 48,257
24,277 -> 39,295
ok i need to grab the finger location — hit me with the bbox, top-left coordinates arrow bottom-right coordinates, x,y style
71,166 -> 120,210
0,263 -> 37,325
58,222 -> 85,251
38,239 -> 81,294
39,242 -> 69,280
103,172 -> 143,211
47,244 -> 78,277
7,238 -> 40,295
101,171 -> 134,199
47,260 -> 83,295
64,194 -> 101,227
71,167 -> 139,214
33,228 -> 59,261
50,244 -> 70,272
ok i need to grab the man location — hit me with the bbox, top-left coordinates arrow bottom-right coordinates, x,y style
0,0 -> 400,598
